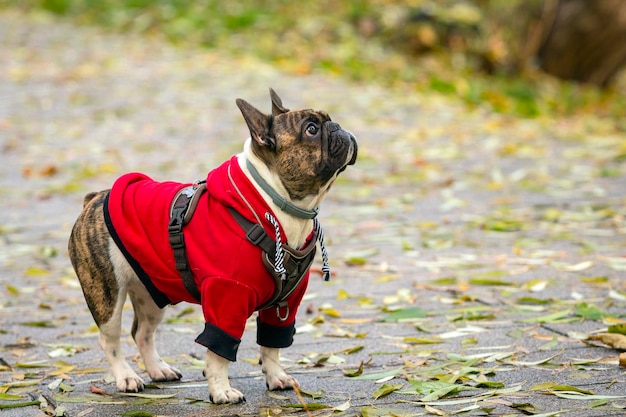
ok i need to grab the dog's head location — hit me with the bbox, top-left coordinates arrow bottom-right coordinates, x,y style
236,88 -> 357,201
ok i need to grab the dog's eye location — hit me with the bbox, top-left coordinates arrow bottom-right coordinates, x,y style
305,123 -> 319,137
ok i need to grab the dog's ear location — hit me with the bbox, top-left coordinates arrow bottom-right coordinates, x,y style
269,88 -> 289,116
236,98 -> 276,149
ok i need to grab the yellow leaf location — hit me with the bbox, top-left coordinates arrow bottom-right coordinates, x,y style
24,267 -> 50,276
588,333 -> 626,349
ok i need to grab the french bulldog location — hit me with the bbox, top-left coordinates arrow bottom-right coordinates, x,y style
68,88 -> 357,404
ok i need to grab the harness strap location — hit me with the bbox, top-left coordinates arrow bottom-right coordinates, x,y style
168,182 -> 206,302
228,208 -> 317,312
229,208 -> 276,255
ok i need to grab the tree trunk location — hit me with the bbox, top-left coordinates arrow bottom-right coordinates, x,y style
536,0 -> 626,87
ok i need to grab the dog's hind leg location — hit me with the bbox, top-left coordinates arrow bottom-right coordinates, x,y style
93,243 -> 152,392
68,192 -> 146,393
97,283 -> 147,392
127,278 -> 182,383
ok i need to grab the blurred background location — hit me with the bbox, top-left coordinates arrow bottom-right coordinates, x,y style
3,0 -> 625,130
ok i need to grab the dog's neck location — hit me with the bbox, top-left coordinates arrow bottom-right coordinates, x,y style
238,139 -> 326,248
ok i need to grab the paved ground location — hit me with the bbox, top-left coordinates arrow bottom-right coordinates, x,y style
1,9 -> 626,417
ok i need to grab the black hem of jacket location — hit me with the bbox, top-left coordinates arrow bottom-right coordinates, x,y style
103,192 -> 171,308
256,316 -> 296,348
195,323 -> 241,362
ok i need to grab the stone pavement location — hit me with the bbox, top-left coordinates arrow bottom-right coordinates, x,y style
1,9 -> 626,417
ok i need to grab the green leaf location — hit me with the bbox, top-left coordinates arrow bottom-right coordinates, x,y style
14,361 -> 48,368
122,411 -> 154,417
58,382 -> 74,393
608,324 -> 626,335
474,381 -> 505,388
468,278 -> 513,286
20,321 -> 56,328
342,361 -> 364,377
1,379 -> 43,390
24,267 -> 50,276
409,380 -> 461,396
421,385 -> 462,401
521,309 -> 572,323
298,389 -> 324,400
516,296 -> 550,305
340,345 -> 364,355
580,276 -> 609,284
402,336 -> 442,345
372,383 -> 402,399
381,307 -> 427,322
6,285 -> 19,296
461,337 -> 478,347
0,393 -> 23,400
429,277 -> 457,285
511,403 -> 537,414
574,303 -> 613,320
0,400 -> 41,409
350,367 -> 403,381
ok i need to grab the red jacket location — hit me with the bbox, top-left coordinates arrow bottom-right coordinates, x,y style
104,156 -> 311,361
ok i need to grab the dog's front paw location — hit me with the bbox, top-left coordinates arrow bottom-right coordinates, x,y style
209,387 -> 246,404
260,347 -> 299,391
266,371 -> 299,391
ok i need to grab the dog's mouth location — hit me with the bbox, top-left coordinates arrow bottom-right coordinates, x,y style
337,133 -> 358,174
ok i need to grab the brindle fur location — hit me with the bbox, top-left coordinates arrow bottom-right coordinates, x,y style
69,189 -> 184,393
237,90 -> 355,201
68,190 -> 117,326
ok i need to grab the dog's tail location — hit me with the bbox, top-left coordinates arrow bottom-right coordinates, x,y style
82,192 -> 99,208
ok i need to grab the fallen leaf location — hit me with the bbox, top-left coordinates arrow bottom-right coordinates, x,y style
122,411 -> 154,417
381,307 -> 427,322
90,385 -> 107,395
574,303 -> 613,320
372,383 -> 402,399
588,333 -> 626,349
349,367 -> 402,380
608,324 -> 626,335
552,260 -> 593,272
332,400 -> 351,412
342,361 -> 364,377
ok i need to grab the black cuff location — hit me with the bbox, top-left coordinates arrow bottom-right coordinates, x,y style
195,323 -> 241,362
256,317 -> 296,348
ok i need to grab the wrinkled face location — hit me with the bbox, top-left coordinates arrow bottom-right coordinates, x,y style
236,90 -> 357,201
261,109 -> 357,200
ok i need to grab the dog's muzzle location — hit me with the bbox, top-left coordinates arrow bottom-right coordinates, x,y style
325,121 -> 358,170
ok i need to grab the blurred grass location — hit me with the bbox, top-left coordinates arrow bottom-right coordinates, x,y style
3,0 -> 624,131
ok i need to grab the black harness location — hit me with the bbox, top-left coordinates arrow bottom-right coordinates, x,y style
167,183 -> 316,314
